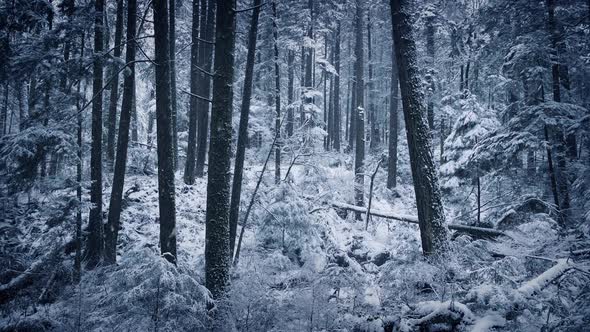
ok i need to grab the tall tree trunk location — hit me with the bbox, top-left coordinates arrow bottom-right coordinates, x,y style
105,0 -> 137,265
323,37 -> 328,150
205,0 -> 235,300
170,0 -> 178,169
229,0 -> 262,259
545,125 -> 560,211
195,0 -> 215,178
74,32 -> 86,283
327,52 -> 334,150
387,36 -> 399,189
465,61 -> 470,93
0,83 -> 7,137
390,0 -> 449,255
425,13 -> 435,130
286,50 -> 295,137
300,46 -> 305,126
183,0 -> 201,184
153,0 -> 177,264
368,14 -> 378,150
302,0 -> 314,127
273,1 -> 281,184
86,0 -> 105,269
354,0 -> 365,220
131,87 -> 138,142
348,40 -> 356,150
106,0 -> 124,170
333,21 -> 341,152
546,0 -> 570,225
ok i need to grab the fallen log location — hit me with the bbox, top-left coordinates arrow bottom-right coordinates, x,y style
518,258 -> 573,297
0,244 -> 61,304
331,202 -> 507,238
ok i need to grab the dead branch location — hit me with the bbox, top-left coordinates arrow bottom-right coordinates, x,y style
331,202 -> 507,239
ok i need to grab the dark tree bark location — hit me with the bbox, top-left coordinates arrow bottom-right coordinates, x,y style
273,1 -> 281,185
170,0 -> 178,169
300,46 -> 305,126
390,0 -> 449,255
74,33 -> 86,284
286,50 -> 295,137
153,0 -> 177,264
545,125 -> 560,211
387,36 -> 399,189
425,13 -> 435,130
302,0 -> 314,127
323,37 -> 328,150
327,51 -> 334,150
1,83 -> 7,137
367,14 -> 378,150
86,0 -> 106,269
205,0 -> 235,300
229,0 -> 262,259
105,0 -> 137,265
546,0 -> 571,225
333,21 -> 341,152
348,38 -> 356,151
183,0 -> 201,184
106,0 -> 124,169
195,0 -> 215,178
354,0 -> 365,220
131,86 -> 138,142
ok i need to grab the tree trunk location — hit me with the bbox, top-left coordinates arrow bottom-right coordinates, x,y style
106,0 -> 124,170
390,0 -> 449,255
287,50 -> 294,137
327,54 -> 334,150
348,37 -> 356,150
354,0 -> 365,221
546,0 -> 570,225
86,0 -> 105,269
323,37 -> 328,150
131,86 -> 138,142
1,82 -> 7,137
229,0 -> 262,259
195,0 -> 215,178
183,0 -> 201,185
153,0 -> 177,264
333,21 -> 341,151
368,14 -> 378,150
74,33 -> 86,284
387,35 -> 399,189
205,0 -> 235,300
302,0 -> 314,128
170,0 -> 178,169
105,0 -> 137,265
425,14 -> 435,130
273,1 -> 281,185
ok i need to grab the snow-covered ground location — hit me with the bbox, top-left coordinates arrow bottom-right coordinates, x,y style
1,154 -> 589,331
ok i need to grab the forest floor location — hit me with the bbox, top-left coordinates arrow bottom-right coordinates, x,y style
1,151 -> 589,331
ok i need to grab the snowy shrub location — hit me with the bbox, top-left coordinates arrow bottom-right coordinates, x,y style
256,185 -> 318,266
59,249 -> 211,331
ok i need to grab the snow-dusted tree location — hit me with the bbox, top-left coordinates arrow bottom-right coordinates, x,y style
205,0 -> 235,300
153,0 -> 177,264
195,0 -> 215,178
441,95 -> 499,224
229,0 -> 263,257
105,0 -> 137,265
105,0 -> 124,170
353,0 -> 365,221
183,0 -> 201,185
390,0 -> 449,255
86,0 -> 106,269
